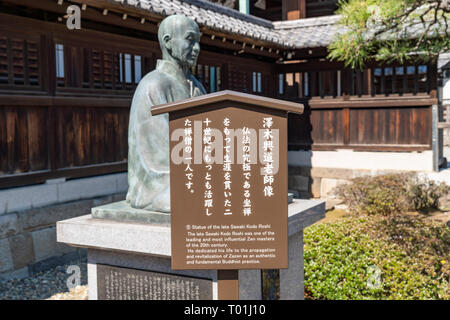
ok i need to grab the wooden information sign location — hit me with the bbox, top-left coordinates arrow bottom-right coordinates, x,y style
151,91 -> 303,271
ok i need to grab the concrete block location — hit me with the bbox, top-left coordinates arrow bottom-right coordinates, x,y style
311,176 -> 321,198
280,232 -> 304,300
310,167 -> 356,180
58,175 -> 118,203
0,188 -> 32,214
116,173 -> 129,193
239,270 -> 262,300
0,238 -> 14,272
19,193 -> 126,231
288,175 -> 310,192
32,226 -> 73,262
320,178 -> 349,197
0,214 -> 19,239
8,233 -> 35,269
28,184 -> 58,209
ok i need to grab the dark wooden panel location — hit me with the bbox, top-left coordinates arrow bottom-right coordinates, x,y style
349,107 -> 431,146
6,107 -> 29,173
90,107 -> 105,165
27,107 -> 48,171
104,110 -> 116,163
310,108 -> 343,144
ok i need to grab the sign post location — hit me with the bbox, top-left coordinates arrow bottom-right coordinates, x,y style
151,90 -> 303,299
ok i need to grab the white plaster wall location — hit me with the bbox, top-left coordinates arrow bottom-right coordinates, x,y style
288,150 -> 434,172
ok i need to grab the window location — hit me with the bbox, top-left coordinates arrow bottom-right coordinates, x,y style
124,53 -> 132,84
134,55 -> 142,83
119,53 -> 141,85
278,74 -> 284,95
210,66 -> 216,93
252,72 -> 262,93
303,72 -> 309,97
55,44 -> 64,79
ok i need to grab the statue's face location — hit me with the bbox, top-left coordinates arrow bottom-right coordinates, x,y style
168,19 -> 201,69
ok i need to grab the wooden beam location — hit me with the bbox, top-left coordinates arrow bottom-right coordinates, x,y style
282,0 -> 306,20
0,161 -> 127,189
0,94 -> 131,108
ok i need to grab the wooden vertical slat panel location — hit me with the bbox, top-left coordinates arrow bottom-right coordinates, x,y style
414,65 -> 418,95
55,108 -> 65,169
6,38 -> 13,85
394,109 -> 400,144
121,53 -> 126,90
104,110 -> 115,163
343,108 -> 350,145
84,108 -> 91,166
47,36 -> 56,94
100,50 -> 105,89
40,35 -> 49,93
72,108 -> 83,166
373,108 -> 380,145
6,107 -> 29,173
91,108 -> 105,164
27,107 -> 48,171
410,106 -> 418,144
327,110 -> 334,141
17,108 -> 29,172
64,45 -> 71,88
64,107 -> 75,168
6,108 -> 17,173
111,51 -> 116,90
112,111 -> 120,162
23,40 -> 29,86
0,108 -> 7,173
118,109 -> 128,161
379,108 -> 387,144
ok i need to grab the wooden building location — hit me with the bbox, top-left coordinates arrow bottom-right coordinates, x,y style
0,0 -> 441,190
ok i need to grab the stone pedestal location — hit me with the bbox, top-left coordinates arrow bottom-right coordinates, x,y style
57,199 -> 324,300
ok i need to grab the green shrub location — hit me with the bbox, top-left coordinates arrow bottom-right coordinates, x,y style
304,215 -> 450,300
335,173 -> 449,215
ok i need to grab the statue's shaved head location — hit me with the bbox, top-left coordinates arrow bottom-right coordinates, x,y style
158,15 -> 199,54
157,15 -> 201,69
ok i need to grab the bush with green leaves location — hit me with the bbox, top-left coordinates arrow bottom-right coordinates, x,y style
304,215 -> 450,300
334,173 -> 449,215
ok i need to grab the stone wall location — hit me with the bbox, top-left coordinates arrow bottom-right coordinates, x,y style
0,173 -> 128,280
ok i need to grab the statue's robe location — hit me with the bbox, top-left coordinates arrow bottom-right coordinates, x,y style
126,59 -> 206,212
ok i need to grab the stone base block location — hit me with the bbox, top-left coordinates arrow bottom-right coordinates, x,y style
57,199 -> 325,300
91,200 -> 170,226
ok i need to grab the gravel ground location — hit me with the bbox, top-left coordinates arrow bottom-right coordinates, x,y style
0,258 -> 88,300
